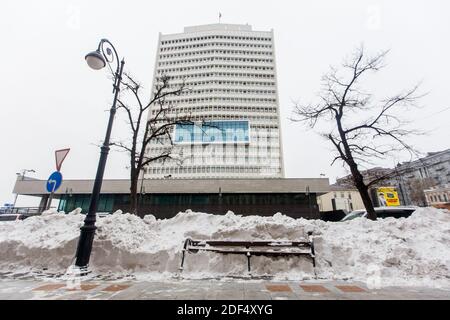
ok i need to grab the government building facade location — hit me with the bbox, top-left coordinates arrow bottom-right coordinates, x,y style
144,23 -> 284,179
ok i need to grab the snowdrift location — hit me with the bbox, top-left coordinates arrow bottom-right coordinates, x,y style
0,207 -> 449,287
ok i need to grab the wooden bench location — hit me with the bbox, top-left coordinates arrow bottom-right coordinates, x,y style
180,234 -> 315,272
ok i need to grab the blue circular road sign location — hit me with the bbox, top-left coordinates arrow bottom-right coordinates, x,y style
46,171 -> 63,193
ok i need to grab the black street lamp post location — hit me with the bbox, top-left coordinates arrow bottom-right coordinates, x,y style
74,39 -> 125,269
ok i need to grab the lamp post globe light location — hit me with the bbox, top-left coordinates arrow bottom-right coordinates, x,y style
85,50 -> 106,70
74,39 -> 125,270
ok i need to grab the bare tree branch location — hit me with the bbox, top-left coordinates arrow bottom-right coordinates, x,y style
291,46 -> 423,220
110,71 -> 195,214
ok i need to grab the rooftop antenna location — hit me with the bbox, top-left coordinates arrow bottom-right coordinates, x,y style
219,12 -> 222,24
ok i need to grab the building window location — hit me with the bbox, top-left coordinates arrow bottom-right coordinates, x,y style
174,120 -> 250,144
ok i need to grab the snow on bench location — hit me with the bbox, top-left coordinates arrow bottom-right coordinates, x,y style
179,234 -> 315,273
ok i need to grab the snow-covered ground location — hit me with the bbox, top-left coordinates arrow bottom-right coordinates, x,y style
0,207 -> 449,288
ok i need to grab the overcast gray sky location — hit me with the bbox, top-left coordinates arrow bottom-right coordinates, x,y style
1,0 -> 449,206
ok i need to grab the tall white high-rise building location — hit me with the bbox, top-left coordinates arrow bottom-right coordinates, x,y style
145,23 -> 284,179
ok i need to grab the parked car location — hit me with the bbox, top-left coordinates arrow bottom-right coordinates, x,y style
341,206 -> 417,221
0,214 -> 28,222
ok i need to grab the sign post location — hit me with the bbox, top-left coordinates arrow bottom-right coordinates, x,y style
45,148 -> 70,210
46,171 -> 63,210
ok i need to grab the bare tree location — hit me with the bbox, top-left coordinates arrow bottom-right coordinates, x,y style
111,73 -> 192,214
292,46 -> 423,220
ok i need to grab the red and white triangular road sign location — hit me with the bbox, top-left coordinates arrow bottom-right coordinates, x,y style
55,148 -> 70,172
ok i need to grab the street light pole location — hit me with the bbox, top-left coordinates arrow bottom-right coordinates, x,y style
74,39 -> 125,269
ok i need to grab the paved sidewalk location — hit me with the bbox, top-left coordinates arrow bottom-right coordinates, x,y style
0,278 -> 449,300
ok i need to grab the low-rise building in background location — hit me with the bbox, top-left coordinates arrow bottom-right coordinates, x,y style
424,184 -> 450,210
393,149 -> 450,206
332,148 -> 450,207
317,185 -> 365,213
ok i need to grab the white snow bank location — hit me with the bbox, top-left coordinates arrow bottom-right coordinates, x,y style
0,207 -> 449,287
314,208 -> 450,287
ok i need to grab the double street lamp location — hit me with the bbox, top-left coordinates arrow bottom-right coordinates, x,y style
74,39 -> 125,269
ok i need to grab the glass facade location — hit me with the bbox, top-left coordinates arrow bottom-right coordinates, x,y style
57,192 -> 319,219
175,121 -> 250,144
58,194 -> 114,213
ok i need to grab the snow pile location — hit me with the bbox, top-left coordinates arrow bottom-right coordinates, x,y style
313,208 -> 450,287
0,207 -> 449,287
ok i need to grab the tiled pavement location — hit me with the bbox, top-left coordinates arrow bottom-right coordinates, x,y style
0,279 -> 449,300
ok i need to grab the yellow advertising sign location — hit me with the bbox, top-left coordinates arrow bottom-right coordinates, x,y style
377,187 -> 400,206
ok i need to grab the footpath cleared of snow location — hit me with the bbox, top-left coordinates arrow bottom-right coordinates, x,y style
0,207 -> 449,287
